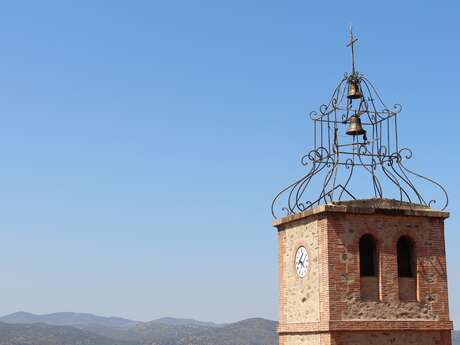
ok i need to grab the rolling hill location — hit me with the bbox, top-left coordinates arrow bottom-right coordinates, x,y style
0,311 -> 138,327
0,322 -> 133,345
0,312 -> 456,345
0,313 -> 277,345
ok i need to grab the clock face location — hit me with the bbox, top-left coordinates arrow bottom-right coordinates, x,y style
295,246 -> 309,278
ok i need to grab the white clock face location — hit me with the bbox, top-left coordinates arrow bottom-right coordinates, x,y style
295,246 -> 309,278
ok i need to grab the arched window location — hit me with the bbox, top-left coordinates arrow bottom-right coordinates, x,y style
397,236 -> 415,277
359,234 -> 379,301
359,234 -> 377,277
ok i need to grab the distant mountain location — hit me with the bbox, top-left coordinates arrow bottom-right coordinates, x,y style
175,318 -> 277,345
453,331 -> 460,345
152,317 -> 220,327
81,317 -> 277,345
0,313 -> 278,345
0,311 -> 139,328
0,322 -> 133,345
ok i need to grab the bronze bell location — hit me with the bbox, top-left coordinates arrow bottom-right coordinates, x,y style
347,80 -> 363,99
346,115 -> 366,136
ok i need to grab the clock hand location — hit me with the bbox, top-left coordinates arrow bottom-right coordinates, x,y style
298,254 -> 305,266
300,258 -> 308,270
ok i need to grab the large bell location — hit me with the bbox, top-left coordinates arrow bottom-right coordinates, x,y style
347,80 -> 363,99
346,115 -> 366,136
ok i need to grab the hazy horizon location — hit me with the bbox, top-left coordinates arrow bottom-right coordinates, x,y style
0,310 -> 275,324
0,1 -> 458,325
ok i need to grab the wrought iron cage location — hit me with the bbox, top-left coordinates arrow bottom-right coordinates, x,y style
271,30 -> 447,219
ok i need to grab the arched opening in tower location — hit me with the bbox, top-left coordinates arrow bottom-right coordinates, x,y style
359,234 -> 379,301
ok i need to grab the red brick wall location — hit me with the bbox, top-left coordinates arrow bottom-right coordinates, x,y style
360,277 -> 379,301
399,277 -> 416,301
327,213 -> 450,322
330,330 -> 451,345
319,218 -> 330,323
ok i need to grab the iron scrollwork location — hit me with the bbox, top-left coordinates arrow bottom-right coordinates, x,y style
271,71 -> 448,219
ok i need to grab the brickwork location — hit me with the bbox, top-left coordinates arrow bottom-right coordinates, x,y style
278,320 -> 453,333
399,277 -> 417,301
318,218 -> 330,323
274,199 -> 452,345
360,277 -> 379,301
330,330 -> 451,345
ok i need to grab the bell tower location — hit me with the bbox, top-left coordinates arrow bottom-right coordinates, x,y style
271,29 -> 452,345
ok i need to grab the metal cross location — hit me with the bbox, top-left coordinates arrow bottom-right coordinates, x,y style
347,26 -> 358,75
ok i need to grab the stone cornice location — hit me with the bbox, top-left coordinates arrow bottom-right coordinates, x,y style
273,199 -> 449,228
277,320 -> 454,334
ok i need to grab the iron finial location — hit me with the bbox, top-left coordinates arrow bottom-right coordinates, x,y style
347,25 -> 358,75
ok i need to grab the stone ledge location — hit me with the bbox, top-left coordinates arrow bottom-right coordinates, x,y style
277,320 -> 454,334
273,198 -> 449,228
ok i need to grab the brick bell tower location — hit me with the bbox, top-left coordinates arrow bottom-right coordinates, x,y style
271,29 -> 452,345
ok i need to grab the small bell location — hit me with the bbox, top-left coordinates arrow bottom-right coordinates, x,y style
347,80 -> 363,99
346,115 -> 366,136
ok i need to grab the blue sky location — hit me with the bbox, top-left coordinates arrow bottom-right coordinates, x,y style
0,0 -> 458,324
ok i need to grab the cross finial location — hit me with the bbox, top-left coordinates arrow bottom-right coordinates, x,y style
347,26 -> 358,75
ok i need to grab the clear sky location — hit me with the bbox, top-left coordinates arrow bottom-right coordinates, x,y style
0,0 -> 458,324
